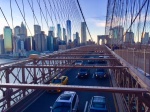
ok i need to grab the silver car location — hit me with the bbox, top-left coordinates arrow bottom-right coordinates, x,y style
50,91 -> 79,112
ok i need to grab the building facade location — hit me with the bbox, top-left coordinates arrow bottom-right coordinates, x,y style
4,26 -> 13,53
66,20 -> 71,43
81,22 -> 87,44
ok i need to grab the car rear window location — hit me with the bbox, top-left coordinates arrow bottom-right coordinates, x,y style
92,102 -> 105,108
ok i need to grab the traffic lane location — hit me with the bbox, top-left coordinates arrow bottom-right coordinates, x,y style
66,68 -> 116,112
23,92 -> 59,112
23,69 -> 78,112
23,68 -> 116,112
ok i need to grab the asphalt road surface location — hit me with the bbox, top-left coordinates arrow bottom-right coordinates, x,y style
23,55 -> 116,112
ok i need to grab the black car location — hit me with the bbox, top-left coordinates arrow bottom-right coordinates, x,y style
97,56 -> 107,65
93,69 -> 108,78
88,57 -> 95,64
77,68 -> 90,78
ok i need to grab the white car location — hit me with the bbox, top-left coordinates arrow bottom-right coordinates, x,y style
50,91 -> 79,112
75,60 -> 83,65
88,96 -> 108,112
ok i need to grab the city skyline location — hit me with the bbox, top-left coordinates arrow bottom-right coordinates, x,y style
0,0 -> 108,42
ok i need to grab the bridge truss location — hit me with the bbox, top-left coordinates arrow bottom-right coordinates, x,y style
0,45 -> 149,112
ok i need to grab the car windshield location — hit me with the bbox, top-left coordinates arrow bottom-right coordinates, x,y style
52,102 -> 71,112
52,79 -> 62,84
92,102 -> 105,108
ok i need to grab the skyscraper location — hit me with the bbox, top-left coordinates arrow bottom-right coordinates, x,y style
34,25 -> 41,35
142,32 -> 149,44
34,31 -> 47,52
20,22 -> 27,37
125,31 -> 134,44
47,31 -> 54,51
63,28 -> 67,43
110,26 -> 124,45
0,38 -> 4,54
14,26 -> 20,36
66,20 -> 71,43
4,26 -> 13,53
57,24 -> 61,40
81,22 -> 87,44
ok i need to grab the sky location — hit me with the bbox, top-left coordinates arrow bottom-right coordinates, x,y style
0,0 -> 107,43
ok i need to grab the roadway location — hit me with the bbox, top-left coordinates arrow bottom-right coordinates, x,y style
22,54 -> 116,112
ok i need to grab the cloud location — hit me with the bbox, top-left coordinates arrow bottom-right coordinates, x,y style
87,18 -> 106,28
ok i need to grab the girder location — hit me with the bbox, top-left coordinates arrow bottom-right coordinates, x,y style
10,65 -> 127,69
0,83 -> 148,94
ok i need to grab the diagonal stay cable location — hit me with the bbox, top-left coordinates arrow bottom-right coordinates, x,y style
43,0 -> 54,26
36,0 -> 49,29
76,0 -> 93,41
27,0 -> 40,25
0,7 -> 10,26
15,0 -> 32,36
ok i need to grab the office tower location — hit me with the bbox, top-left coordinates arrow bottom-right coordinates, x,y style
24,37 -> 31,51
0,34 -> 3,39
4,26 -> 13,53
0,38 -> 4,54
47,31 -> 54,51
17,38 -> 25,51
53,37 -> 59,51
20,22 -> 27,37
57,24 -> 61,40
14,26 -> 20,36
63,28 -> 67,43
66,20 -> 71,43
34,31 -> 47,52
81,22 -> 87,44
50,26 -> 55,37
125,31 -> 134,44
76,32 -> 80,44
110,26 -> 124,45
142,32 -> 149,44
34,25 -> 41,35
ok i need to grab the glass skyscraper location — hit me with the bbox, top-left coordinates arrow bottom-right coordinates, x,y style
47,31 -> 54,51
57,24 -> 61,40
14,26 -> 20,36
34,25 -> 41,35
66,20 -> 71,43
4,26 -> 13,53
63,28 -> 67,43
81,22 -> 87,44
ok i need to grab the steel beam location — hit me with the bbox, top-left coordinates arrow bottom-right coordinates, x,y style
39,58 -> 116,60
106,46 -> 150,92
10,65 -> 127,69
0,83 -> 148,93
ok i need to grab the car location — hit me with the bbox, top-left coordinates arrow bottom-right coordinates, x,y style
97,56 -> 107,65
75,60 -> 83,65
88,96 -> 108,112
49,76 -> 68,92
88,57 -> 95,64
50,91 -> 79,112
77,68 -> 90,78
93,69 -> 108,78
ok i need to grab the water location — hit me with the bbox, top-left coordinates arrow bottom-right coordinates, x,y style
0,59 -> 16,64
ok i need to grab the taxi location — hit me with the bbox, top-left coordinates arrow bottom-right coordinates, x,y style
49,76 -> 68,92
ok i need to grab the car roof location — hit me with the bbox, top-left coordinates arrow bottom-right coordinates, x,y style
56,91 -> 76,103
90,96 -> 107,110
92,96 -> 105,103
